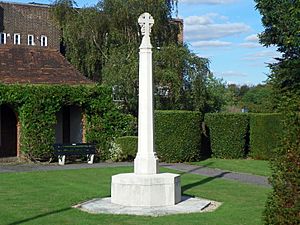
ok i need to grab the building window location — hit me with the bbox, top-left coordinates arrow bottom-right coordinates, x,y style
0,32 -> 6,44
41,35 -> 47,47
14,33 -> 21,45
28,35 -> 35,46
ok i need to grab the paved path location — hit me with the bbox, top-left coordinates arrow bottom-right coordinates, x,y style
163,163 -> 270,187
0,162 -> 270,187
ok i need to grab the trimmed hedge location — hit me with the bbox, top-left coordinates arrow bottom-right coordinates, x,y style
115,136 -> 138,161
154,110 -> 202,162
249,113 -> 283,159
205,113 -> 249,159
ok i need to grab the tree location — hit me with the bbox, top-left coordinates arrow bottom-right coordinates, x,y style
255,0 -> 300,106
52,0 -> 223,115
241,84 -> 275,113
52,0 -> 109,81
52,0 -> 180,82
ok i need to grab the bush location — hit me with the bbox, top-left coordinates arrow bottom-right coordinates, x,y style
154,110 -> 202,162
249,113 -> 283,159
205,113 -> 249,159
264,113 -> 300,225
115,136 -> 138,161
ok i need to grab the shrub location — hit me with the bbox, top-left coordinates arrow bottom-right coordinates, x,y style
154,110 -> 202,162
114,136 -> 138,161
249,113 -> 283,159
205,113 -> 249,159
108,141 -> 123,162
264,113 -> 300,225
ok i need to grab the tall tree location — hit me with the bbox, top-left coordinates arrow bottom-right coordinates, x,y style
255,0 -> 300,109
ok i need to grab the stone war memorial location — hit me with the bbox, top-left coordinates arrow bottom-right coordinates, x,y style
75,12 -> 213,216
111,12 -> 181,207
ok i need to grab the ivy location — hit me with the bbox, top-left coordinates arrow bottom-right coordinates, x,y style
0,84 -> 134,161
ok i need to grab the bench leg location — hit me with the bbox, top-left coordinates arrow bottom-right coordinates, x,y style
58,155 -> 65,165
87,154 -> 94,164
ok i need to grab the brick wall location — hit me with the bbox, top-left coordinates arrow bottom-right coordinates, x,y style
170,18 -> 184,44
0,2 -> 60,50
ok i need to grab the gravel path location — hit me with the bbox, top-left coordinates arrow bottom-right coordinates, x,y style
0,161 -> 270,187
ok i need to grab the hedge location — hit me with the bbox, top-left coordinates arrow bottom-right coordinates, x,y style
264,112 -> 300,225
249,113 -> 283,159
154,110 -> 202,162
205,113 -> 249,159
0,84 -> 134,161
115,136 -> 138,161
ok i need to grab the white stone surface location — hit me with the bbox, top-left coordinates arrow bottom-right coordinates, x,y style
111,173 -> 181,206
75,196 -> 217,217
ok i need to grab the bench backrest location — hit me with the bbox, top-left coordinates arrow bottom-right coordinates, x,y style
53,143 -> 96,156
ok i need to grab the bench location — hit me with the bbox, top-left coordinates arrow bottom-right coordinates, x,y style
53,143 -> 96,165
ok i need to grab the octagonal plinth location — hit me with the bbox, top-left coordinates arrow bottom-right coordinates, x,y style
111,173 -> 181,207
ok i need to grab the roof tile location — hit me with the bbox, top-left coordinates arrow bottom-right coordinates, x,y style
0,46 -> 94,85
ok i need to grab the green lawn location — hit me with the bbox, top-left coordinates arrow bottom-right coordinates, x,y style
191,158 -> 271,177
0,166 -> 270,225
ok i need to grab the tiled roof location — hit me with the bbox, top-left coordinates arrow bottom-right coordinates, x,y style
0,46 -> 94,85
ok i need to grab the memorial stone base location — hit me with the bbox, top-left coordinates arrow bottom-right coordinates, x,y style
111,173 -> 181,207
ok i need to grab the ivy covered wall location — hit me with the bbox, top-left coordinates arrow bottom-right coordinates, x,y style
0,84 -> 134,161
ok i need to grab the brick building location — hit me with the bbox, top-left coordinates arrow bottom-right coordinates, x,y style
0,1 -> 60,49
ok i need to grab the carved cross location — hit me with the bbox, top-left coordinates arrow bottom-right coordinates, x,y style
138,13 -> 154,37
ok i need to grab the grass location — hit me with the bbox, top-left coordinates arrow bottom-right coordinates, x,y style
191,158 -> 271,177
0,166 -> 270,225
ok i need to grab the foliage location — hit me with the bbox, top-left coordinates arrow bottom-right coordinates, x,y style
204,75 -> 229,112
52,0 -> 179,82
51,1 -> 225,115
114,136 -> 138,161
255,2 -> 300,224
52,1 -> 108,81
255,0 -> 300,58
268,59 -> 300,109
205,113 -> 249,159
241,84 -> 275,113
249,113 -> 283,160
264,113 -> 300,225
255,0 -> 300,106
154,110 -> 202,162
108,141 -> 123,162
0,84 -> 133,161
222,84 -> 276,113
153,44 -> 217,113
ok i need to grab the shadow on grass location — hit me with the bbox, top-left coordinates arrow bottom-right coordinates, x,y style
182,172 -> 230,192
8,207 -> 72,225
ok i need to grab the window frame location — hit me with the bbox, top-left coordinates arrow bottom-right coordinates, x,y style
27,34 -> 35,46
14,33 -> 21,45
0,32 -> 7,44
40,35 -> 48,47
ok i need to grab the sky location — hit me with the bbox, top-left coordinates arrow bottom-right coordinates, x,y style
10,0 -> 281,85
